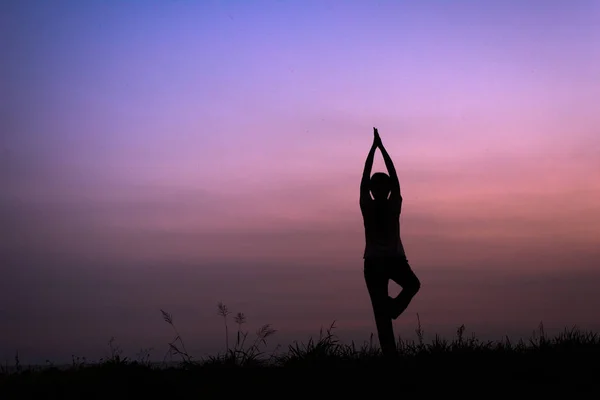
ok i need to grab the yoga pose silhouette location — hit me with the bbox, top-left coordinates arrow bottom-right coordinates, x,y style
360,127 -> 421,357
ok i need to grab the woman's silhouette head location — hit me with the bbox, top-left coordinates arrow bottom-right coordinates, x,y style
370,172 -> 391,200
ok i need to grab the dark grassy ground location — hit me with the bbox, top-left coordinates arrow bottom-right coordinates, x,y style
2,310 -> 599,398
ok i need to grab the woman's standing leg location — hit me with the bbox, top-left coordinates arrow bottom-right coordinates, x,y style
364,258 -> 397,357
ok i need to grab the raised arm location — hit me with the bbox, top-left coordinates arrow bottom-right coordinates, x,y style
360,134 -> 378,205
377,130 -> 401,204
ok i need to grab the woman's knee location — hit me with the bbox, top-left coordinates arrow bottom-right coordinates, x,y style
407,276 -> 421,295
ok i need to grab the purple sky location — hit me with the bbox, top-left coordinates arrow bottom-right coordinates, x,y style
2,0 -> 600,364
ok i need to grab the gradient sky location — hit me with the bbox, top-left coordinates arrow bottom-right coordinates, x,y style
2,0 -> 600,364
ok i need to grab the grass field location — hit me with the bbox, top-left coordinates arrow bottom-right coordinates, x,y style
2,305 -> 599,397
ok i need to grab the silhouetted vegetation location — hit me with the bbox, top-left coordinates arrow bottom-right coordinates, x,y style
2,304 -> 599,397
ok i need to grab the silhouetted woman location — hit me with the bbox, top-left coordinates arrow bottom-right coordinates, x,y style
360,127 -> 421,357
